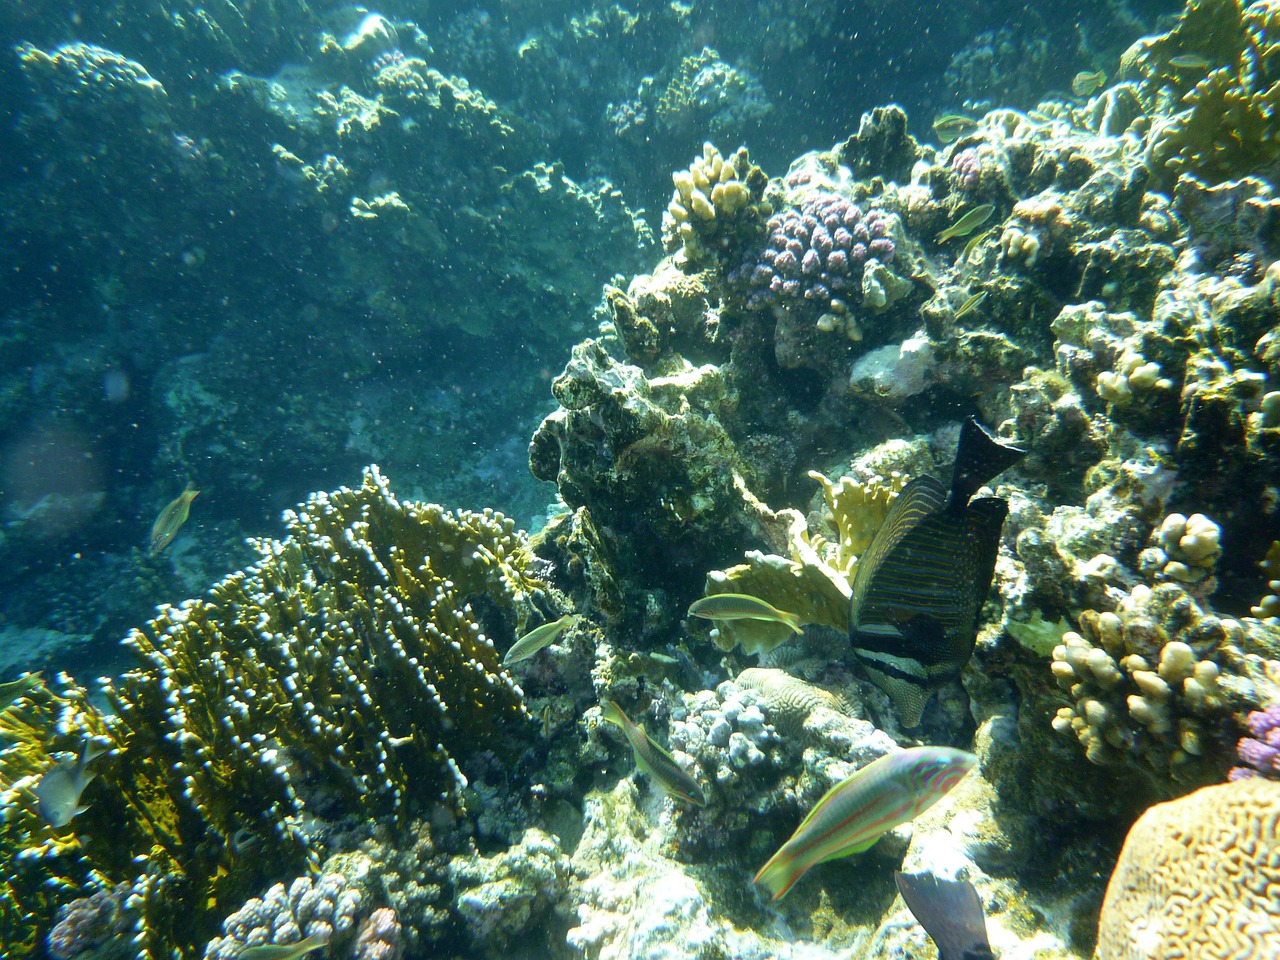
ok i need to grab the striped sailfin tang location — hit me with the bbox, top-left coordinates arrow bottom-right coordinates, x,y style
848,477 -> 947,626
600,699 -> 706,806
754,746 -> 976,900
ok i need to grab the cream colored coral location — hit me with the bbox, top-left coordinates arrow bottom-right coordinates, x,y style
663,142 -> 752,251
1096,341 -> 1173,404
1137,512 -> 1221,587
1097,778 -> 1280,960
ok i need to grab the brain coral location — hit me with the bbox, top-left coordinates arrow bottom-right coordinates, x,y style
1097,777 -> 1280,959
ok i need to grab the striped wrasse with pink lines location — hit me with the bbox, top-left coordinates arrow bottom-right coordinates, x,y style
754,746 -> 976,899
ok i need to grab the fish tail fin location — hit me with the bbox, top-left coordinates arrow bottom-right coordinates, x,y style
754,846 -> 805,900
600,699 -> 627,730
947,418 -> 1025,509
781,611 -> 805,635
895,872 -> 993,960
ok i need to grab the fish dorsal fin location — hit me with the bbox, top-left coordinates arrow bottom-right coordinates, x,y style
850,476 -> 948,629
947,418 -> 1025,509
966,497 -> 1008,619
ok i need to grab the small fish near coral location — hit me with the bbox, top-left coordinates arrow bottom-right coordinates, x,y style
895,872 -> 994,960
687,593 -> 804,634
754,746 -> 976,899
600,699 -> 706,805
848,418 -> 1025,727
937,205 -> 995,243
150,481 -> 199,553
931,114 -> 978,143
502,613 -> 577,665
238,931 -> 330,960
35,739 -> 106,828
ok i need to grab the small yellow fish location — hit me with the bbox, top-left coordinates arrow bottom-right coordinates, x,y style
601,699 -> 705,805
961,227 -> 994,264
954,290 -> 988,319
931,114 -> 978,144
150,481 -> 199,553
0,671 -> 43,710
1071,69 -> 1107,96
1168,54 -> 1211,70
937,204 -> 995,243
687,593 -> 804,634
502,614 -> 576,665
238,932 -> 330,960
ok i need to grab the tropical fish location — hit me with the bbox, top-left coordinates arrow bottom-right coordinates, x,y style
150,481 -> 199,553
895,872 -> 994,960
953,290 -> 988,320
600,699 -> 706,805
1071,69 -> 1107,96
754,747 -> 976,899
238,932 -> 331,960
0,671 -> 43,710
848,418 -> 1025,726
961,228 -> 993,264
502,614 -> 576,665
937,205 -> 995,243
932,115 -> 978,143
35,740 -> 107,827
687,594 -> 803,634
1168,54 -> 1211,70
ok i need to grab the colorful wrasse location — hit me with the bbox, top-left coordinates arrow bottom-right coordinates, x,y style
953,290 -> 988,320
895,872 -> 993,960
754,747 -> 976,899
1071,69 -> 1107,96
932,114 -> 978,143
937,205 -> 995,243
150,481 -> 199,553
688,594 -> 803,634
238,932 -> 331,960
600,699 -> 706,805
503,614 -> 576,665
848,418 -> 1024,726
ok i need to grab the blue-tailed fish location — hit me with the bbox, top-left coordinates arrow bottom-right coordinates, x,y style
937,205 -> 995,242
0,671 -> 43,710
848,418 -> 1024,726
503,614 -> 576,665
600,699 -> 706,805
754,747 -> 975,899
35,740 -> 107,827
238,932 -> 330,960
895,872 -> 993,960
688,594 -> 803,634
150,481 -> 199,553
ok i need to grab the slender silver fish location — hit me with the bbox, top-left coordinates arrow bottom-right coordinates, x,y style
601,699 -> 706,805
688,594 -> 804,634
503,614 -> 576,665
35,740 -> 107,827
754,746 -> 975,899
937,205 -> 995,242
238,932 -> 331,960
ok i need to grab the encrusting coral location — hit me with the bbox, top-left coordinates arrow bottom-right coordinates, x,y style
0,466 -> 550,957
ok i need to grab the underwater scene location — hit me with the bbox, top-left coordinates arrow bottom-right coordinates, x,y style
1,0 -> 1278,956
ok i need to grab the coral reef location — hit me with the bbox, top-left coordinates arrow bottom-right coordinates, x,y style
1230,702 -> 1280,779
203,874 -> 362,959
1097,777 -> 1280,959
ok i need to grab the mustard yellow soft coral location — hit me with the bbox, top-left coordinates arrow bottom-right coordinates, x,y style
1,467 -> 549,958
701,470 -> 903,654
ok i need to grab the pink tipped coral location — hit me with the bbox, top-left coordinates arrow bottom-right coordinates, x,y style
1229,703 -> 1280,780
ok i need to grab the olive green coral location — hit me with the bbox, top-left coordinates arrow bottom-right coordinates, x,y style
1,467 -> 547,957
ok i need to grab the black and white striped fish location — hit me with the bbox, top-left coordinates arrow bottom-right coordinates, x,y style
848,418 -> 1024,726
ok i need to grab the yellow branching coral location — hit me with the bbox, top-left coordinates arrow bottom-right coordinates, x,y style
702,470 -> 903,654
661,141 -> 770,270
0,466 -> 548,957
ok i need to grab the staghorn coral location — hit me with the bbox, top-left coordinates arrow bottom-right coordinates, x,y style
1097,777 -> 1280,959
2,467 -> 547,957
203,873 -> 362,959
